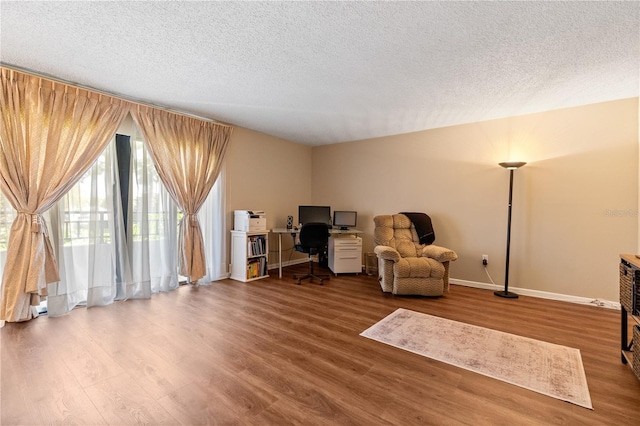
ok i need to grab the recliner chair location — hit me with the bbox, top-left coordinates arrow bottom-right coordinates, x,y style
293,222 -> 331,285
373,214 -> 457,296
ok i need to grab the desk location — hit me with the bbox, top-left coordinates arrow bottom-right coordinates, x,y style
271,227 -> 363,278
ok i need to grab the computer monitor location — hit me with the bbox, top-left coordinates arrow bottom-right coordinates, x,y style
333,210 -> 357,230
298,205 -> 331,227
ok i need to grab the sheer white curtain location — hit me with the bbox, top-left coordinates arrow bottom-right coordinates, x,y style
46,141 -> 130,316
199,163 -> 227,282
126,128 -> 179,297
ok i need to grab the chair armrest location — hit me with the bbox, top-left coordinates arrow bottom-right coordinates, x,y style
421,245 -> 458,262
374,245 -> 401,262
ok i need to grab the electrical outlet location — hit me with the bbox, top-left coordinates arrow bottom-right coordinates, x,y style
482,254 -> 488,266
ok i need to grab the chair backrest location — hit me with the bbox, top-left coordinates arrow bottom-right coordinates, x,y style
299,222 -> 330,250
373,214 -> 421,258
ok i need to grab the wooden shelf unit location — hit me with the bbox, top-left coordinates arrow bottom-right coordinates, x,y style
619,254 -> 640,381
231,230 -> 269,282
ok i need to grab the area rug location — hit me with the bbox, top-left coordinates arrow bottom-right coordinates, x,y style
360,308 -> 592,409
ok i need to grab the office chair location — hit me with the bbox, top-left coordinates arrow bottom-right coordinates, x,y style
293,222 -> 331,285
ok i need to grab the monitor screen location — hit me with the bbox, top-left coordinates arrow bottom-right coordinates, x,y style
298,205 -> 331,226
333,210 -> 357,230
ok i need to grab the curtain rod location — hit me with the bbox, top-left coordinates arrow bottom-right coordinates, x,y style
1,62 -> 232,127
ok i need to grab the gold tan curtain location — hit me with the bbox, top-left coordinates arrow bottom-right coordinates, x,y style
131,107 -> 232,282
0,68 -> 130,322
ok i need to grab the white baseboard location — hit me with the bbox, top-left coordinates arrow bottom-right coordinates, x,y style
211,273 -> 230,281
449,278 -> 620,310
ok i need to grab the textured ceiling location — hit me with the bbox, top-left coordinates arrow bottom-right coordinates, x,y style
1,1 -> 639,146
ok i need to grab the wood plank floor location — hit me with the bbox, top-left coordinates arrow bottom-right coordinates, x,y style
2,264 -> 640,425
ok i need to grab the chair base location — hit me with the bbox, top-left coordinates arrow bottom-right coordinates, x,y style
293,260 -> 330,285
293,272 -> 330,285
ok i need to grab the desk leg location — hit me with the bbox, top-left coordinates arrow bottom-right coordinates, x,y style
278,233 -> 283,279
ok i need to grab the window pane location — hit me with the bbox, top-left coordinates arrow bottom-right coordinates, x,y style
60,154 -> 111,246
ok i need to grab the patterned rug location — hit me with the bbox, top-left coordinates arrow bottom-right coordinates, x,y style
360,308 -> 592,409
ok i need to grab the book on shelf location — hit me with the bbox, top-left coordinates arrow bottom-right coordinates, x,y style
260,257 -> 267,276
247,235 -> 267,257
246,257 -> 268,279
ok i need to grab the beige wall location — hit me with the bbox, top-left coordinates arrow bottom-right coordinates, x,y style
225,127 -> 313,265
311,98 -> 639,301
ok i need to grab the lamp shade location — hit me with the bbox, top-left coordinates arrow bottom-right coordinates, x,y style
499,161 -> 527,170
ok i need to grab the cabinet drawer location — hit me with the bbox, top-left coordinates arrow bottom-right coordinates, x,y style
331,254 -> 361,273
335,252 -> 361,261
334,245 -> 361,253
333,239 -> 362,247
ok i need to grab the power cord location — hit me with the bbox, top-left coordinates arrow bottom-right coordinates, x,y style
484,264 -> 496,286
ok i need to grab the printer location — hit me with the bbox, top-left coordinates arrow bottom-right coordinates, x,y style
234,210 -> 267,232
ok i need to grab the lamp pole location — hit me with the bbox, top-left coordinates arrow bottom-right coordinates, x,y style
495,161 -> 526,298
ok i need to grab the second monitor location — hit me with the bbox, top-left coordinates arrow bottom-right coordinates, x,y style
333,210 -> 357,230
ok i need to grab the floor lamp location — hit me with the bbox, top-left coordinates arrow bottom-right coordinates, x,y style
495,161 -> 526,299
